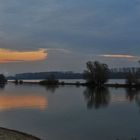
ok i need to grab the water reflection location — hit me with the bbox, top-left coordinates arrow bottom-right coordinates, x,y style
84,86 -> 110,109
126,88 -> 139,102
126,88 -> 140,108
135,94 -> 140,108
0,84 -> 6,90
0,95 -> 48,111
45,85 -> 59,93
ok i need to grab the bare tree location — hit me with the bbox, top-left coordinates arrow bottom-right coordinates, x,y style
84,61 -> 109,87
126,72 -> 138,86
0,74 -> 7,84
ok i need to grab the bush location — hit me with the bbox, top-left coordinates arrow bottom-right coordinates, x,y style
39,74 -> 59,85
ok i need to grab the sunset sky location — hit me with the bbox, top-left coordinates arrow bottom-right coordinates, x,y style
0,0 -> 140,75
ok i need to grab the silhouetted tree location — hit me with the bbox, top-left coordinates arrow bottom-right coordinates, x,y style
39,74 -> 59,85
84,61 -> 109,87
14,79 -> 19,85
125,61 -> 140,86
125,72 -> 140,86
19,80 -> 23,84
0,74 -> 7,84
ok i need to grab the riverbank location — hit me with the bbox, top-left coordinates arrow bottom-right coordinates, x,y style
0,127 -> 41,140
8,80 -> 140,89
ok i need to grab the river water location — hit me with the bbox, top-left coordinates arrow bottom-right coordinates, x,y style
0,83 -> 139,140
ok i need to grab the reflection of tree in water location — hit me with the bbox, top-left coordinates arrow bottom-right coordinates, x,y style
126,88 -> 140,108
0,84 -> 6,90
45,85 -> 59,93
135,93 -> 140,107
84,86 -> 110,109
126,88 -> 139,102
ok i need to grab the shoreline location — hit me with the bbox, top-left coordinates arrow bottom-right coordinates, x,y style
8,80 -> 140,88
0,127 -> 41,140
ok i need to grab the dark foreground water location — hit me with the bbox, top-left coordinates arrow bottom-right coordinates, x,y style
0,83 -> 140,140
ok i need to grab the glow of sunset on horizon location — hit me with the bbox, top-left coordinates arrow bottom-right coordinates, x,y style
0,95 -> 48,111
0,48 -> 47,63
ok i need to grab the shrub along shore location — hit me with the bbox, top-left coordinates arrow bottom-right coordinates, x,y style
9,79 -> 140,89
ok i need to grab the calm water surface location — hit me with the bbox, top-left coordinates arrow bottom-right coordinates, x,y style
0,83 -> 140,140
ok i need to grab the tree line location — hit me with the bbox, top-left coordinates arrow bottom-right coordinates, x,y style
84,61 -> 140,87
1,60 -> 140,88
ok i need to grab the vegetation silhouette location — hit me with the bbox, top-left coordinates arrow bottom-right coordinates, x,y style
14,79 -> 23,85
125,72 -> 140,87
45,85 -> 59,93
124,61 -> 140,88
14,79 -> 19,85
39,74 -> 59,93
39,74 -> 59,85
0,74 -> 7,89
84,86 -> 110,109
0,74 -> 7,84
84,61 -> 109,87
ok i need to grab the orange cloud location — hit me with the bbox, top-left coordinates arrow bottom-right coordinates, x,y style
99,54 -> 139,60
0,95 -> 48,111
0,48 -> 47,63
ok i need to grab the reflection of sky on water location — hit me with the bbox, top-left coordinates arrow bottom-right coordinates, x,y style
0,84 -> 139,140
0,95 -> 47,111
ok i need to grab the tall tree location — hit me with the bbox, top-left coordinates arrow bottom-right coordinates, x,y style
0,74 -> 7,84
84,61 -> 109,86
